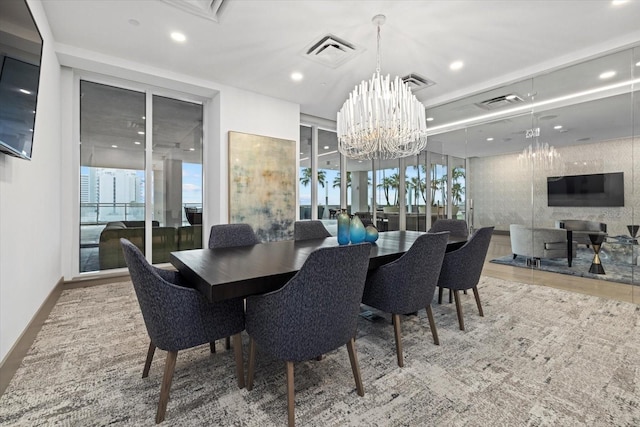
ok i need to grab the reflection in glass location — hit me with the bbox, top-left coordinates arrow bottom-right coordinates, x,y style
79,81 -> 145,273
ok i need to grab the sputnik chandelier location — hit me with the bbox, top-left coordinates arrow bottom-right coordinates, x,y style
517,141 -> 560,169
336,14 -> 427,160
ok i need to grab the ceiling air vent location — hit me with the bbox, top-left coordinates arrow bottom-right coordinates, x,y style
401,73 -> 436,92
475,93 -> 525,110
160,0 -> 228,22
302,34 -> 361,68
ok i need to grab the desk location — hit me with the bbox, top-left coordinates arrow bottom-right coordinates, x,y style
171,230 -> 466,303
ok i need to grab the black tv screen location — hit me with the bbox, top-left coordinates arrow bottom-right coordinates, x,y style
0,0 -> 43,160
547,172 -> 624,207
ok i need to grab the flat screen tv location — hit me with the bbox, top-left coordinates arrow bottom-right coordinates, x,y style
547,172 -> 624,207
0,0 -> 43,160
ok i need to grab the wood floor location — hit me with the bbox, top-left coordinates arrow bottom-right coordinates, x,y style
484,234 -> 638,304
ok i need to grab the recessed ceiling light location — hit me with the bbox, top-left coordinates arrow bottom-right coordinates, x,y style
134,141 -> 141,145
486,137 -> 494,141
291,72 -> 303,82
599,70 -> 616,79
189,148 -> 195,151
171,32 -> 186,42
426,117 -> 434,122
636,61 -> 640,67
19,88 -> 31,94
138,131 -> 145,135
323,145 -> 330,149
612,0 -> 628,5
554,125 -> 563,130
449,61 -> 464,71
111,145 -> 118,148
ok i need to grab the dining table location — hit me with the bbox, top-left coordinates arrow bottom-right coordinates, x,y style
170,230 -> 466,303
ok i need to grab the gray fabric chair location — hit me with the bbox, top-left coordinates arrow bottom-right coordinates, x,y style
208,223 -> 259,249
208,223 -> 260,351
428,219 -> 469,238
437,226 -> 494,331
245,243 -> 372,427
362,232 -> 450,367
120,238 -> 245,424
293,220 -> 331,240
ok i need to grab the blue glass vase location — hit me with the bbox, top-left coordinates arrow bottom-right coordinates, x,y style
364,225 -> 379,243
350,215 -> 366,244
337,209 -> 350,245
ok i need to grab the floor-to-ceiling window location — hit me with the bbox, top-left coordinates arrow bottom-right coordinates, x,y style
79,80 -> 204,273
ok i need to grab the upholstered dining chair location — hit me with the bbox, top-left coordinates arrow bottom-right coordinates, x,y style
293,220 -> 331,240
120,238 -> 245,424
245,243 -> 372,427
208,223 -> 260,249
437,226 -> 494,331
361,232 -> 449,367
428,219 -> 469,238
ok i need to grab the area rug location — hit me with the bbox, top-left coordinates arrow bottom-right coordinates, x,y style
491,247 -> 638,285
0,278 -> 638,426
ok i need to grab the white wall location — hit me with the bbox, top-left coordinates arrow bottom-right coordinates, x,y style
0,1 -> 62,363
469,138 -> 638,234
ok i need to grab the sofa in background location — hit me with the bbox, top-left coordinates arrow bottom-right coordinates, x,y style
555,220 -> 607,246
510,224 -> 577,266
99,221 -> 202,270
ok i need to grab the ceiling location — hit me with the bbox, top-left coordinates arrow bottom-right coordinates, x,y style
3,0 -> 640,162
37,0 -> 640,120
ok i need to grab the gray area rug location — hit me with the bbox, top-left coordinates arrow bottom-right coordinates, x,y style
491,247 -> 638,285
1,278 -> 639,426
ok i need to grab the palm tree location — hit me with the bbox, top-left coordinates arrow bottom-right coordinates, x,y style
299,167 -> 326,188
377,175 -> 395,206
332,171 -> 351,189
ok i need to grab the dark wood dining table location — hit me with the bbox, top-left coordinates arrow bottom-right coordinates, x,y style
170,230 -> 466,303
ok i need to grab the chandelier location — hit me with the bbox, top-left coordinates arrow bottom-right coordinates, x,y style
517,142 -> 560,169
336,14 -> 427,160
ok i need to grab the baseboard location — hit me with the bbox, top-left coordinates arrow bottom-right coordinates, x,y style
0,277 -> 65,398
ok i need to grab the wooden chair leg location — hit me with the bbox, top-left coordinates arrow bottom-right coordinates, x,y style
425,305 -> 439,345
286,361 -> 295,427
247,337 -> 256,391
392,314 -> 403,367
210,342 -> 216,353
472,286 -> 484,317
226,336 -> 231,350
143,341 -> 156,378
156,350 -> 178,424
453,290 -> 465,330
438,286 -> 443,304
346,338 -> 364,396
232,333 -> 245,388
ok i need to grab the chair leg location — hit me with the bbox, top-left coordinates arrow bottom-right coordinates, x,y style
392,314 -> 403,367
232,333 -> 245,389
438,286 -> 443,304
226,336 -> 231,350
210,342 -> 216,353
346,338 -> 364,396
425,305 -> 439,345
156,350 -> 178,424
247,337 -> 256,391
472,286 -> 484,317
453,290 -> 465,331
449,289 -> 453,303
286,361 -> 295,427
143,341 -> 156,378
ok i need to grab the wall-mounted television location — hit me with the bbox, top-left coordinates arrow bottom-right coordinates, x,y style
0,0 -> 43,161
547,172 -> 624,207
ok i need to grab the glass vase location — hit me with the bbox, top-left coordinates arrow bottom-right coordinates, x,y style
337,209 -> 350,245
350,215 -> 366,244
364,225 -> 379,243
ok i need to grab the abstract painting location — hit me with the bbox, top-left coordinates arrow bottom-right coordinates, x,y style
228,131 -> 296,241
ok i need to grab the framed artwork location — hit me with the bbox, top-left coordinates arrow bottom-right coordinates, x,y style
228,131 -> 296,241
